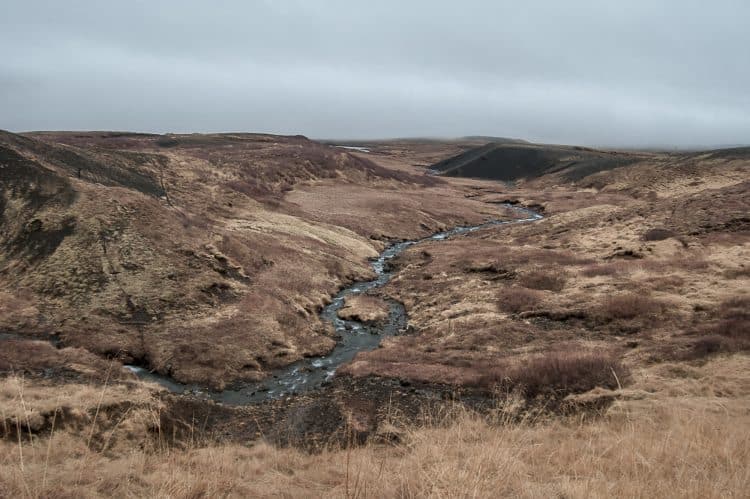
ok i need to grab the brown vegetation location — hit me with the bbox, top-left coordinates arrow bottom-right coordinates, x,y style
0,374 -> 158,443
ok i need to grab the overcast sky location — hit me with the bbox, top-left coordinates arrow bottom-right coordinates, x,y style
1,1 -> 748,147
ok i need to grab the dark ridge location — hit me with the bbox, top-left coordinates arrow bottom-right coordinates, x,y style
459,136 -> 529,144
27,131 -> 160,138
147,133 -> 443,189
428,142 -> 639,182
5,216 -> 77,264
0,145 -> 77,210
23,131 -> 441,196
0,144 -> 79,265
2,130 -> 166,197
703,146 -> 750,160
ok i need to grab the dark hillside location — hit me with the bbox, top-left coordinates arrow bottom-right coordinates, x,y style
429,142 -> 640,181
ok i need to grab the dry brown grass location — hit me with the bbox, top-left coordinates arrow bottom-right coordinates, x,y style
688,335 -> 740,359
1,354 -> 748,498
580,257 -> 709,279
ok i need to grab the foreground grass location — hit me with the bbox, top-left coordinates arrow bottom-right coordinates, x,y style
1,355 -> 748,498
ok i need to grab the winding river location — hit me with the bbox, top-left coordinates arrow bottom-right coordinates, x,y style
126,204 -> 543,404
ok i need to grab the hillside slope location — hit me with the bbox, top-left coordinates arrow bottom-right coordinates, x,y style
0,131 -> 511,389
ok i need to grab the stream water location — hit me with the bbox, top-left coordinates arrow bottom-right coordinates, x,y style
125,204 -> 543,404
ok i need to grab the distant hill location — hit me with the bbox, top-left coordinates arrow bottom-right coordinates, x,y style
459,136 -> 529,144
428,142 -> 642,181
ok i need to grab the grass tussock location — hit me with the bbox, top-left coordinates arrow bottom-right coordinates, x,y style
647,274 -> 685,292
496,287 -> 542,314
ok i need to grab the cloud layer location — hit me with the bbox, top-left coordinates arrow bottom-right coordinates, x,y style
2,0 -> 749,147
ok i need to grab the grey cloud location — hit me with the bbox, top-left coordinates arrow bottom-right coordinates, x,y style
1,0 -> 749,147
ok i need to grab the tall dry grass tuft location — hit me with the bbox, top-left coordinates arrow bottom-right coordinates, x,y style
1,390 -> 748,497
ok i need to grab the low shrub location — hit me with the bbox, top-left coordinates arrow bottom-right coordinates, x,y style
642,228 -> 676,241
717,297 -> 750,321
477,349 -> 626,397
688,335 -> 735,358
648,275 -> 685,291
702,297 -> 750,340
580,262 -> 632,277
496,287 -> 542,314
518,269 -> 567,292
723,267 -> 750,279
685,297 -> 750,359
711,318 -> 750,339
597,293 -> 662,321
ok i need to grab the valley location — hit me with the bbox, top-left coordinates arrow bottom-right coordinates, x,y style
1,132 -> 748,497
